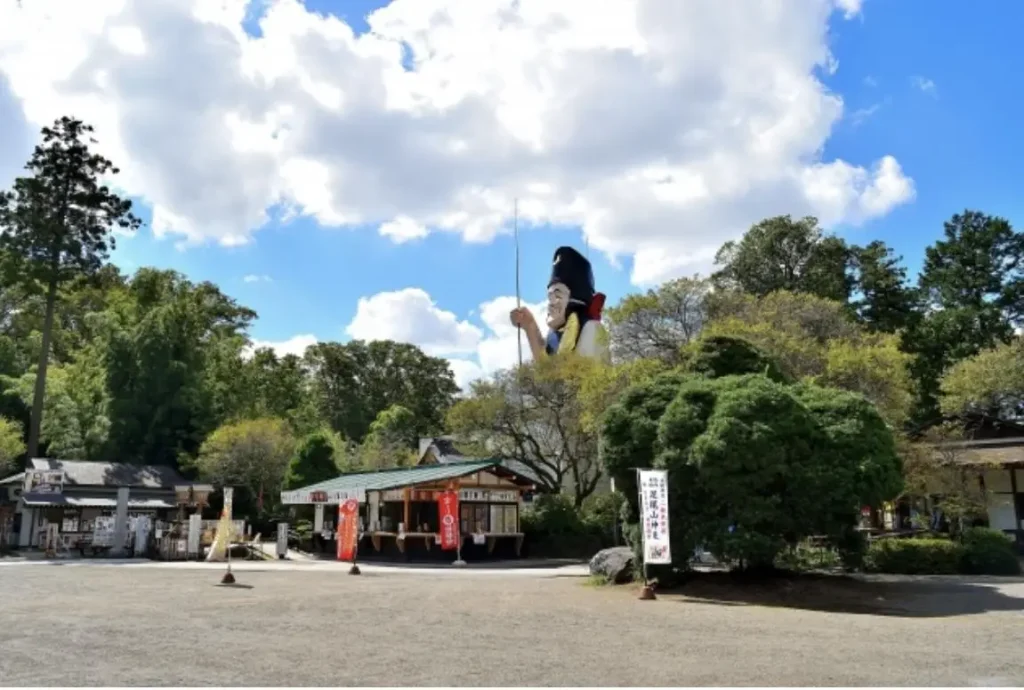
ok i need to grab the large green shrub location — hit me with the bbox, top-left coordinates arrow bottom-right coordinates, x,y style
601,368 -> 902,572
865,537 -> 965,574
960,527 -> 1022,576
521,494 -> 603,558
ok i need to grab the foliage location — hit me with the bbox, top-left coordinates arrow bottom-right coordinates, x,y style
193,417 -> 296,513
864,537 -> 965,575
773,541 -> 842,572
447,354 -> 605,506
304,340 -> 458,444
0,416 -> 25,475
0,116 -> 141,457
355,404 -> 419,470
960,527 -> 1022,576
605,276 -> 710,363
103,269 -> 255,465
940,337 -> 1024,420
905,210 -> 1024,425
848,241 -> 919,334
705,291 -> 914,425
680,335 -> 789,383
520,493 -> 611,559
898,424 -> 990,526
285,428 -> 344,490
712,215 -> 853,303
602,371 -> 902,571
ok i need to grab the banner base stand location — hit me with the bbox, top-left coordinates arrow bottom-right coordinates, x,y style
452,559 -> 467,567
638,584 -> 656,600
220,567 -> 236,585
348,563 -> 361,575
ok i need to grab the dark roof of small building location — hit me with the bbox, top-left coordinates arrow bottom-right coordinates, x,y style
0,471 -> 24,486
291,458 -> 536,494
29,459 -> 185,489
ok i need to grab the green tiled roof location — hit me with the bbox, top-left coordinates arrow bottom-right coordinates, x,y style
295,459 -> 502,494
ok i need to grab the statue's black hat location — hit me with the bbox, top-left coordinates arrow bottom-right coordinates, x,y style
549,246 -> 595,305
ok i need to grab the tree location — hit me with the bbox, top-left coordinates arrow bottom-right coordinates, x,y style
905,210 -> 1024,426
604,276 -> 710,364
103,269 -> 255,465
0,417 -> 25,476
712,215 -> 852,303
447,355 -> 604,506
305,340 -> 458,443
194,417 -> 295,514
679,335 -> 789,383
241,348 -> 318,432
705,291 -> 914,425
601,372 -> 901,571
285,428 -> 344,490
0,117 -> 141,458
355,404 -> 419,470
849,241 -> 919,334
940,337 -> 1024,420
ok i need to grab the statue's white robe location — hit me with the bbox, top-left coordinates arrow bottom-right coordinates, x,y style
574,320 -> 610,363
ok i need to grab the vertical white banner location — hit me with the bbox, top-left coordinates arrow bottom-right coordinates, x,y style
276,522 -> 288,559
187,513 -> 202,556
638,469 -> 671,565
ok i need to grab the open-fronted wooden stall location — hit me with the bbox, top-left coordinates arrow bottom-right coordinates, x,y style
281,460 -> 536,561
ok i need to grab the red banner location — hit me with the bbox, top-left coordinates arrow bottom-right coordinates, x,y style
438,490 -> 460,551
337,498 -> 359,562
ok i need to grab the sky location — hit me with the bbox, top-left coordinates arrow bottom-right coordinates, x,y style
0,0 -> 1021,391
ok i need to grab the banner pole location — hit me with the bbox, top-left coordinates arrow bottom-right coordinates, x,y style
349,501 -> 361,575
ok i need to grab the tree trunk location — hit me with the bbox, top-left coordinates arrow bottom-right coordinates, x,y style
26,276 -> 59,459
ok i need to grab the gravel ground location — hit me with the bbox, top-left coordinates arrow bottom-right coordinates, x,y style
1,563 -> 1023,686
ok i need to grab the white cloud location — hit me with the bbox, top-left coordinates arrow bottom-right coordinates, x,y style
378,215 -> 428,243
243,273 -> 272,283
247,333 -> 318,358
0,0 -> 912,286
863,75 -> 877,88
912,76 -> 937,97
345,287 -> 547,391
849,102 -> 880,127
345,287 -> 483,356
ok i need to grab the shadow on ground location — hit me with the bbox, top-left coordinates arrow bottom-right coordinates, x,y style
658,571 -> 1024,618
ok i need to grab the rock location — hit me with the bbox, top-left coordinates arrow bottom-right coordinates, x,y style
589,546 -> 635,584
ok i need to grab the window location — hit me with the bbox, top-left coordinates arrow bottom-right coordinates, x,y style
490,504 -> 518,534
461,504 -> 488,533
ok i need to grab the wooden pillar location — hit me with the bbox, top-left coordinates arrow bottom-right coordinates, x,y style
403,486 -> 411,531
1010,464 -> 1022,551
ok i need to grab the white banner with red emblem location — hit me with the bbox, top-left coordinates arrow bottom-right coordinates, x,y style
638,469 -> 671,565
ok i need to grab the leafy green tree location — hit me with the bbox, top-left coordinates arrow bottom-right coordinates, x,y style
712,215 -> 853,303
242,348 -> 318,433
849,241 -> 919,333
940,337 -> 1024,420
285,428 -> 344,489
679,335 -> 789,383
305,340 -> 458,443
0,416 -> 25,475
601,372 -> 901,571
605,276 -> 710,363
194,417 -> 296,514
905,210 -> 1024,426
705,291 -> 914,425
356,404 -> 419,470
448,355 -> 605,505
0,117 -> 141,457
103,269 -> 255,465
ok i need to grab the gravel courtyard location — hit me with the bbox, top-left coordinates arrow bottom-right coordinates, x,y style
1,563 -> 1023,686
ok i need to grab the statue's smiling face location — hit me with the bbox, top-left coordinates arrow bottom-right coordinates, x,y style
546,283 -> 570,329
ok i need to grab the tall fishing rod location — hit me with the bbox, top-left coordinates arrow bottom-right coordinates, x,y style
514,198 -> 523,368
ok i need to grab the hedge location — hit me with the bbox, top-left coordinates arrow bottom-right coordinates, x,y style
865,529 -> 1021,576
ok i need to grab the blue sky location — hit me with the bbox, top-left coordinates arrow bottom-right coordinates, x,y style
1,0 -> 1021,385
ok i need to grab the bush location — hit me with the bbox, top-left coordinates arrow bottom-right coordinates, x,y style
521,494 -> 603,559
960,527 -> 1022,576
864,537 -> 964,575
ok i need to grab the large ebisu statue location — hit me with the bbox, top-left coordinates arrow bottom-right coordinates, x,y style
509,246 -> 610,363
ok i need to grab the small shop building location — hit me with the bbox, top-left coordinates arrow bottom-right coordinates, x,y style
0,459 -> 185,550
281,457 -> 537,561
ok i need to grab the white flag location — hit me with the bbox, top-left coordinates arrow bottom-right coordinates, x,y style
638,469 -> 671,565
